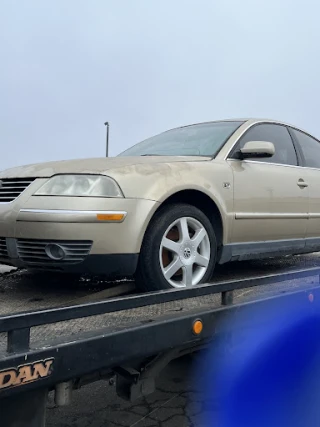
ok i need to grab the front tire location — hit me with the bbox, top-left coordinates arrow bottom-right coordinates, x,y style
135,203 -> 217,291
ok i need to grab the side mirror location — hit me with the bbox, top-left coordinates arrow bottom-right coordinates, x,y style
240,141 -> 275,159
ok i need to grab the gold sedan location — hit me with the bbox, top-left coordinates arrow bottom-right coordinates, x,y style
0,118 -> 319,290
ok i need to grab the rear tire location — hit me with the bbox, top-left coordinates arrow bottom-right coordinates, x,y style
135,203 -> 217,291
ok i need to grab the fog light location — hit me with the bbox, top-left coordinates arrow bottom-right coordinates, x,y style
45,243 -> 66,260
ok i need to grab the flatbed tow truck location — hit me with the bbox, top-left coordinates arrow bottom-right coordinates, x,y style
1,254 -> 320,427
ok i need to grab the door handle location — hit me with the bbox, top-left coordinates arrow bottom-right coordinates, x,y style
297,179 -> 308,188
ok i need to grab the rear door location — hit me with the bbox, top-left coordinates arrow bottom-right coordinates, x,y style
227,123 -> 308,249
289,127 -> 320,251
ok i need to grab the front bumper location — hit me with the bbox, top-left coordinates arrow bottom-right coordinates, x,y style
0,186 -> 159,274
0,239 -> 139,276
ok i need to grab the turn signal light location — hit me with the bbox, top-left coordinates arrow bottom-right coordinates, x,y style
96,213 -> 125,222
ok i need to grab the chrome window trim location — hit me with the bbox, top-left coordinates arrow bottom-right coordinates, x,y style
288,126 -> 320,170
223,120 -> 299,163
227,158 -> 306,170
224,120 -> 264,160
288,125 -> 320,144
228,157 -> 320,172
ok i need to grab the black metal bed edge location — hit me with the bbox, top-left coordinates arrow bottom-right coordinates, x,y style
0,266 -> 319,333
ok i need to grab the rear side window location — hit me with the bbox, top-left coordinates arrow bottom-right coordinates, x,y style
290,128 -> 320,169
231,124 -> 298,166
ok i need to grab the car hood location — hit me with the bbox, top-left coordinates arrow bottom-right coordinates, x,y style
0,156 -> 211,179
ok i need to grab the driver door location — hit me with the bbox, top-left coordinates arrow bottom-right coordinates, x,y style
227,123 -> 308,250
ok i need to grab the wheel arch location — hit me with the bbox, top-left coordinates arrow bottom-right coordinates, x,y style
139,189 -> 225,254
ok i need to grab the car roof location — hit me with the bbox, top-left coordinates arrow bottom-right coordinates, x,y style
176,118 -> 293,128
172,118 -> 315,137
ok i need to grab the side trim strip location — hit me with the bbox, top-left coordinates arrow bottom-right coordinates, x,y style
20,209 -> 126,215
235,212 -> 309,219
18,209 -> 127,223
218,237 -> 320,264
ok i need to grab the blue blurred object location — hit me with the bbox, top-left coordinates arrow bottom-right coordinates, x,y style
194,293 -> 320,427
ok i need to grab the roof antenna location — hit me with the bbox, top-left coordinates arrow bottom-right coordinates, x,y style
104,122 -> 109,157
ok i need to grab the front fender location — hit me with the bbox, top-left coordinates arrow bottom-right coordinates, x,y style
108,160 -> 234,244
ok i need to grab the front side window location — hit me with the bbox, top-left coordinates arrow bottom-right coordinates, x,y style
118,121 -> 243,157
230,123 -> 298,166
290,128 -> 320,169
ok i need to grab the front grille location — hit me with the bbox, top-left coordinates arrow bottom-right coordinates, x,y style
0,238 -> 8,259
17,239 -> 92,265
0,178 -> 36,203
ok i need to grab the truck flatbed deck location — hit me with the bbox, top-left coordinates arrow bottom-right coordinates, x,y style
1,254 -> 320,427
2,253 -> 320,314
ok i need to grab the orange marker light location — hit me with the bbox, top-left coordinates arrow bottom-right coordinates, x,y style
96,213 -> 125,222
192,319 -> 203,335
309,293 -> 314,303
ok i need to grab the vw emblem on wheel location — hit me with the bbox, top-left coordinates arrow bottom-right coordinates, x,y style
183,247 -> 192,259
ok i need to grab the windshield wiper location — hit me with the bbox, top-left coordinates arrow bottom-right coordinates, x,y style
141,154 -> 163,156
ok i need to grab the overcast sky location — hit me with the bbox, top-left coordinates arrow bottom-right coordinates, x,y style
1,0 -> 319,170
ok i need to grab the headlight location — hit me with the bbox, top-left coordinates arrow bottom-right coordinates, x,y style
34,175 -> 123,198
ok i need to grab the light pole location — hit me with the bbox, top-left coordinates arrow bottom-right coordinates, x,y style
104,121 -> 109,157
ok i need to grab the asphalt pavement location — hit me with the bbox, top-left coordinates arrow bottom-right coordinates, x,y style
46,354 -> 211,427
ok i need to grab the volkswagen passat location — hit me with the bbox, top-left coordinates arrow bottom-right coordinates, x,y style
0,118 -> 319,290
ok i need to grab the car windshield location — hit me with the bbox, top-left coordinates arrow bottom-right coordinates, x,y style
118,121 -> 243,157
